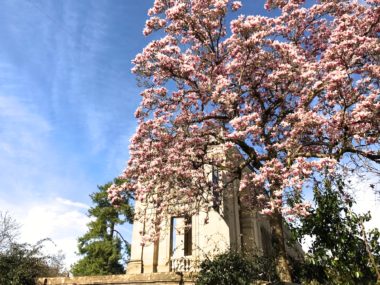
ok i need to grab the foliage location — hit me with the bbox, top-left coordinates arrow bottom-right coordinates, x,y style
0,211 -> 19,252
0,212 -> 67,285
0,241 -> 65,285
196,251 -> 279,285
71,178 -> 134,276
292,177 -> 380,285
109,0 -> 380,281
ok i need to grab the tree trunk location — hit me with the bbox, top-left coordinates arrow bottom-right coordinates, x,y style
109,222 -> 115,241
269,211 -> 293,283
358,217 -> 380,284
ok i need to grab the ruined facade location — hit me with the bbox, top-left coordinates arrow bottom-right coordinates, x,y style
127,162 -> 303,274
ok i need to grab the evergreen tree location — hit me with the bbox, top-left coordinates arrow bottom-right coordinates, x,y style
71,178 -> 133,276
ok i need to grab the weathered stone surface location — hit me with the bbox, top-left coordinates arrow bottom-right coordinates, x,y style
37,272 -> 196,285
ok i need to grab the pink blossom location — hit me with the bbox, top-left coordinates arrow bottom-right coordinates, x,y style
231,1 -> 242,11
112,0 -> 380,243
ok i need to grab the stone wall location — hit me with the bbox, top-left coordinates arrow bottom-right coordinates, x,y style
37,272 -> 196,285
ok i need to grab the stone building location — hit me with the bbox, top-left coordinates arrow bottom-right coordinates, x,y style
127,164 -> 303,274
39,151 -> 303,285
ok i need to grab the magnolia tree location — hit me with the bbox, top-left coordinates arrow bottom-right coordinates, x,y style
109,0 -> 380,281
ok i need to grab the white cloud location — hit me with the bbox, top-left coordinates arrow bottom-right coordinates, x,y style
0,94 -> 92,269
0,196 -> 90,269
0,0 -> 138,274
83,108 -> 108,154
0,94 -> 52,159
349,173 -> 380,230
56,197 -> 89,210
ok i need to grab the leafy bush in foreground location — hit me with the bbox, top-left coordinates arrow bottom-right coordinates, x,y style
196,251 -> 279,285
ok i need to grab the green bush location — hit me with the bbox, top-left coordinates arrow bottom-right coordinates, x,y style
195,251 -> 279,285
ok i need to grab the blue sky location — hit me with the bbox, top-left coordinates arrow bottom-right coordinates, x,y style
0,0 -> 378,270
0,0 -> 154,268
0,0 -> 270,268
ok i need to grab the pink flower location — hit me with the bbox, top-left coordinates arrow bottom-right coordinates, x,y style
120,0 -> 380,243
231,1 -> 242,11
261,209 -> 273,215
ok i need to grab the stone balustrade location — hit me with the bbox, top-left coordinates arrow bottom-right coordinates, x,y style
170,256 -> 194,272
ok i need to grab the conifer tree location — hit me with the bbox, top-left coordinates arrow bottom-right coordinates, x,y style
71,179 -> 133,276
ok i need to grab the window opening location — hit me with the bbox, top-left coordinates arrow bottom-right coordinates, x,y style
170,216 -> 192,257
184,216 -> 192,256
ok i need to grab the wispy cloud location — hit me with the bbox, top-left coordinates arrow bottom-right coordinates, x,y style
0,1 -> 142,268
0,94 -> 51,157
350,173 -> 380,229
56,197 -> 89,210
0,94 -> 54,196
0,196 -> 90,269
0,92 -> 93,267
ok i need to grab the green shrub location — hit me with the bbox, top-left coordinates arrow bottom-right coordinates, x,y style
196,251 -> 279,285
